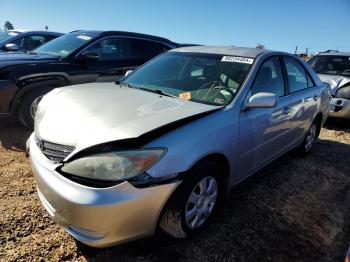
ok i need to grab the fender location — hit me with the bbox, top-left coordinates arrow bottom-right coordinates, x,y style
17,72 -> 73,84
10,74 -> 71,114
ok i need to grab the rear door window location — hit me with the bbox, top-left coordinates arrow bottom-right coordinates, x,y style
127,38 -> 159,60
283,57 -> 309,93
153,42 -> 170,54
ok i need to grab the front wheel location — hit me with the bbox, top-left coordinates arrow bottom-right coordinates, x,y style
159,160 -> 223,238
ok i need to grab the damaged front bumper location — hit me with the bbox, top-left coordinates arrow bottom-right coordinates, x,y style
28,134 -> 180,247
329,97 -> 350,119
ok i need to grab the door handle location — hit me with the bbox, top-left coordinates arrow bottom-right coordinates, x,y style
303,95 -> 318,102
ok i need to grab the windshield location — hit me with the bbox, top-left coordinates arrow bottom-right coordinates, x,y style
123,52 -> 253,106
0,31 -> 18,43
34,32 -> 97,57
307,55 -> 350,76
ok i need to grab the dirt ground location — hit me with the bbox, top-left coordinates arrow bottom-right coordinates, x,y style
0,119 -> 349,262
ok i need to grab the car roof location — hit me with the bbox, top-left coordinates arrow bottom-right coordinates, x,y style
315,51 -> 350,57
69,30 -> 176,45
8,29 -> 63,35
8,29 -> 31,33
170,46 -> 276,58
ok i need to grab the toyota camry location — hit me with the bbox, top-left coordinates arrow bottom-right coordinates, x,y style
29,46 -> 330,247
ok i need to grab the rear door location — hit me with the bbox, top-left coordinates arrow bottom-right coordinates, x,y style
238,56 -> 292,178
282,56 -> 318,143
123,38 -> 171,72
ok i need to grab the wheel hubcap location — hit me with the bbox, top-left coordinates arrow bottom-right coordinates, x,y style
305,123 -> 317,152
30,96 -> 43,120
185,176 -> 218,229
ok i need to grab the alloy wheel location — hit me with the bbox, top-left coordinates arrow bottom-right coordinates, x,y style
305,123 -> 317,152
185,176 -> 218,229
30,96 -> 43,119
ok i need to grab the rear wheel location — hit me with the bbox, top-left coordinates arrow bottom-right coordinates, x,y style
297,118 -> 320,155
159,160 -> 224,238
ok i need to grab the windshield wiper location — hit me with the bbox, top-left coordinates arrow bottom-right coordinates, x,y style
138,87 -> 177,98
118,82 -> 176,98
117,81 -> 129,87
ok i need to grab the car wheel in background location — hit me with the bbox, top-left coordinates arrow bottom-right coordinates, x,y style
17,79 -> 68,130
18,87 -> 54,130
159,160 -> 224,238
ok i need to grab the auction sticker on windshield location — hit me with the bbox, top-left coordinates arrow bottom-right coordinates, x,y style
77,35 -> 92,41
221,56 -> 254,64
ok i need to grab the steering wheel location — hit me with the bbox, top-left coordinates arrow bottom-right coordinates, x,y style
197,81 -> 235,103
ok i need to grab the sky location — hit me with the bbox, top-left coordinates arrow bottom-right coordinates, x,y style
1,0 -> 350,54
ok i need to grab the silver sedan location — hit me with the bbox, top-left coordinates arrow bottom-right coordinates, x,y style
29,46 -> 330,247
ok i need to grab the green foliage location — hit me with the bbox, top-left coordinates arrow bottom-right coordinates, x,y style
4,21 -> 14,31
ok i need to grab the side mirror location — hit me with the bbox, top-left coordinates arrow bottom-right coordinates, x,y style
76,51 -> 100,63
115,70 -> 134,84
125,70 -> 133,77
244,92 -> 278,110
5,43 -> 19,51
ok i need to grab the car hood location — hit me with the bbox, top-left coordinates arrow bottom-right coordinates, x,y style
35,83 -> 220,150
318,74 -> 350,95
0,52 -> 58,64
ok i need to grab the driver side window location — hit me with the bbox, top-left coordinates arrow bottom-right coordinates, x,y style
85,37 -> 124,61
251,57 -> 285,97
12,35 -> 47,51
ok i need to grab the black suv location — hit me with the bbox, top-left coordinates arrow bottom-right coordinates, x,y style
0,30 -> 63,52
0,30 -> 180,128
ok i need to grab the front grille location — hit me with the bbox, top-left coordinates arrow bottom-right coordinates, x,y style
36,138 -> 75,162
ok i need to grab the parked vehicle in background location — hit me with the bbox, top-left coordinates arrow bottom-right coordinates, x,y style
307,51 -> 350,119
29,46 -> 330,247
0,30 -> 62,52
0,30 -> 181,128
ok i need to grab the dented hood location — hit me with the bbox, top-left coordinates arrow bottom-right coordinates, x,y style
318,74 -> 350,96
35,82 -> 220,150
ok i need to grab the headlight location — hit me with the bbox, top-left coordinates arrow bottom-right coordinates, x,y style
60,149 -> 166,182
336,85 -> 350,99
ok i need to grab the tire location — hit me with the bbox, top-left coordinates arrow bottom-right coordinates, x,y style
17,79 -> 67,130
159,160 -> 224,238
297,118 -> 320,155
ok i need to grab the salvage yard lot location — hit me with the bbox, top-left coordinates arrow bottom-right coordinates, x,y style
0,120 -> 349,261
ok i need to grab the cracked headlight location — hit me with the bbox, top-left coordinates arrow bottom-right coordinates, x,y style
336,86 -> 350,99
61,149 -> 166,182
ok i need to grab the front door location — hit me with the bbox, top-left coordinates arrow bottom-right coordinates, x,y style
238,57 -> 291,178
78,36 -> 126,82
